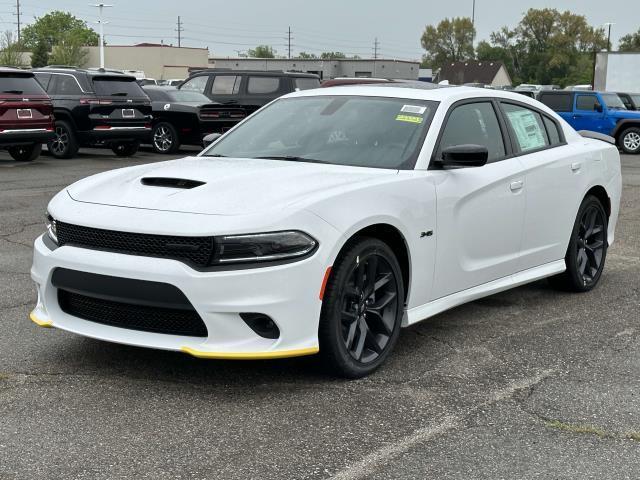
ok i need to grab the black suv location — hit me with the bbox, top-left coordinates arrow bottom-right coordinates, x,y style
178,70 -> 320,114
33,67 -> 152,158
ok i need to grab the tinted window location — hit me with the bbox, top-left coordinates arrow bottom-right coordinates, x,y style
502,103 -> 549,153
92,77 -> 146,97
439,102 -> 505,162
144,89 -> 168,101
600,93 -> 626,110
51,74 -> 82,95
294,77 -> 321,91
203,96 -> 436,170
0,73 -> 47,95
538,93 -> 572,112
576,95 -> 599,111
211,75 -> 241,95
180,75 -> 208,93
247,76 -> 280,94
631,95 -> 640,109
543,117 -> 562,145
618,94 -> 633,110
34,73 -> 52,91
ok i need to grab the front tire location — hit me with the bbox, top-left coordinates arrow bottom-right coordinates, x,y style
549,195 -> 608,292
152,122 -> 180,154
319,237 -> 404,378
8,143 -> 42,162
47,120 -> 79,159
618,127 -> 640,154
111,141 -> 140,157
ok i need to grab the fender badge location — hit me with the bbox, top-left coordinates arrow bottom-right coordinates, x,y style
420,231 -> 434,238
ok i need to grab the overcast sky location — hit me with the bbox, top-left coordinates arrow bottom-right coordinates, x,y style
4,0 -> 637,59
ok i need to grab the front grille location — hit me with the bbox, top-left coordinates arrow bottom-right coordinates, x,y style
56,222 -> 215,267
58,289 -> 208,337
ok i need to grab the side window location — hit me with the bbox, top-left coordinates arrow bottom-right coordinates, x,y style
502,103 -> 549,153
538,93 -> 572,112
439,102 -> 506,162
619,95 -> 633,110
543,116 -> 562,145
211,75 -> 241,95
50,75 -> 82,95
180,76 -> 208,93
247,76 -> 281,94
34,73 -> 51,90
576,94 -> 599,111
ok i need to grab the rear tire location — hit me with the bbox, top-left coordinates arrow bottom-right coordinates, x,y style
47,120 -> 79,159
151,122 -> 180,154
319,237 -> 404,378
111,140 -> 140,157
8,143 -> 42,162
549,195 -> 608,292
618,127 -> 640,154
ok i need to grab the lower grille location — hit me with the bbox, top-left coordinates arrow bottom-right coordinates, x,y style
58,289 -> 208,337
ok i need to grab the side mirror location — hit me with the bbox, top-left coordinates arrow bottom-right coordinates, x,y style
440,144 -> 488,168
595,102 -> 603,113
202,133 -> 222,148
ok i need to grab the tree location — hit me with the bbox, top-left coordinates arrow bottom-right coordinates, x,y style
619,29 -> 640,52
248,45 -> 275,58
30,39 -> 49,68
21,11 -> 98,50
320,51 -> 346,59
420,17 -> 475,70
48,33 -> 88,67
298,51 -> 317,59
0,31 -> 26,67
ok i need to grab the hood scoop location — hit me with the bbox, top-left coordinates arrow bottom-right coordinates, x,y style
140,177 -> 205,189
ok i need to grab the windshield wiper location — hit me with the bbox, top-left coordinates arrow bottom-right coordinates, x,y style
111,92 -> 128,96
253,155 -> 331,164
205,153 -> 227,157
3,90 -> 23,94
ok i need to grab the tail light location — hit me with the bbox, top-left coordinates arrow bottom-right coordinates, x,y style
79,98 -> 113,105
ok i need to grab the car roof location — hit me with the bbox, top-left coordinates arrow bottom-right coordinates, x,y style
189,69 -> 319,78
0,66 -> 34,76
33,66 -> 137,79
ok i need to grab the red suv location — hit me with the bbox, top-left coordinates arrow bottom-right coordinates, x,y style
0,67 -> 54,161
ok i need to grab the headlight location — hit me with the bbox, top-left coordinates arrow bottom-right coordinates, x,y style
215,231 -> 317,264
45,211 -> 58,244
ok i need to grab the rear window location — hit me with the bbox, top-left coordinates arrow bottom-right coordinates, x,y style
538,93 -> 572,112
167,90 -> 210,102
0,73 -> 47,95
247,76 -> 280,94
294,77 -> 321,91
92,77 -> 146,97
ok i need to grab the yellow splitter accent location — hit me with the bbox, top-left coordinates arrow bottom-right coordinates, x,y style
181,346 -> 319,360
29,310 -> 53,328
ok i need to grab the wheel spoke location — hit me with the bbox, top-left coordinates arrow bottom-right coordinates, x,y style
577,248 -> 588,274
373,272 -> 392,294
355,262 -> 365,293
363,321 -> 383,354
366,308 -> 393,335
365,255 -> 378,294
345,320 -> 358,349
370,290 -> 397,311
353,318 -> 367,360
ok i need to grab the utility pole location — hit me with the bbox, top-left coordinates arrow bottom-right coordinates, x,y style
91,3 -> 112,68
373,37 -> 379,59
472,0 -> 476,27
176,16 -> 183,48
604,22 -> 614,52
287,26 -> 292,59
15,0 -> 20,43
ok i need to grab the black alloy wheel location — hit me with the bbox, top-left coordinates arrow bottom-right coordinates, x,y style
549,195 -> 608,292
47,121 -> 79,159
319,237 -> 404,378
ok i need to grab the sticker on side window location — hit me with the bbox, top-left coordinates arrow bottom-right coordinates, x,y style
400,105 -> 427,115
396,114 -> 423,124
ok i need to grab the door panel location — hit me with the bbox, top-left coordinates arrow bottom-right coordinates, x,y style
572,94 -> 605,132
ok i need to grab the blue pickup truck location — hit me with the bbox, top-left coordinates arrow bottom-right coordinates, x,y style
539,90 -> 640,154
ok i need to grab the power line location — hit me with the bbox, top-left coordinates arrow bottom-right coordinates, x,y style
176,15 -> 183,47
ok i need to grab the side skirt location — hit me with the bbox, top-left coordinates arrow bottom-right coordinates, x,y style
404,260 -> 566,327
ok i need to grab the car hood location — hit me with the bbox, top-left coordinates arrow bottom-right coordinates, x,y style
608,109 -> 640,119
67,157 -> 398,216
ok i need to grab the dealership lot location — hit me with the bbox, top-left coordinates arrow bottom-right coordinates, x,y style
0,150 -> 639,478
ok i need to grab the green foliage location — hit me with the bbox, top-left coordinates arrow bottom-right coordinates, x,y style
420,17 -> 475,71
619,29 -> 640,52
297,52 -> 318,59
0,31 -> 26,67
48,33 -> 88,67
248,45 -> 275,58
30,39 -> 49,68
22,11 -> 99,50
320,51 -> 346,59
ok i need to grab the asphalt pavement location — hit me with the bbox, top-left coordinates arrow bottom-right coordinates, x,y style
0,148 -> 638,479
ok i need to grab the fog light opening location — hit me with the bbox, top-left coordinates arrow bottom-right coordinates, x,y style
240,313 -> 280,339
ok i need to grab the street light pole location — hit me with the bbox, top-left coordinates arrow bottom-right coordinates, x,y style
472,0 -> 476,27
604,22 -> 615,52
91,3 -> 112,68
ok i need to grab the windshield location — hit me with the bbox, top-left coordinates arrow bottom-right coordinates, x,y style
167,90 -> 211,102
0,74 -> 46,95
202,95 -> 436,169
93,77 -> 147,97
631,95 -> 640,108
601,93 -> 627,110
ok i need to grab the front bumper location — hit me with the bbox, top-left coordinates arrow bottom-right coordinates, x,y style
30,229 -> 331,359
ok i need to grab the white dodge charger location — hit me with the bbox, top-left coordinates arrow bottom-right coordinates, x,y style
31,84 -> 621,377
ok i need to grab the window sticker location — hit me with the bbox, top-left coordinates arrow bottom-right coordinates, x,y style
400,105 -> 427,115
506,110 -> 546,151
396,114 -> 423,124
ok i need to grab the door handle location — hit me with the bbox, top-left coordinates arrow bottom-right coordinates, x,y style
571,162 -> 582,172
510,180 -> 524,192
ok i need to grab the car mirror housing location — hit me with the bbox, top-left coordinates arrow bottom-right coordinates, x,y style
203,132 -> 222,148
595,102 -> 603,113
440,144 -> 489,168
